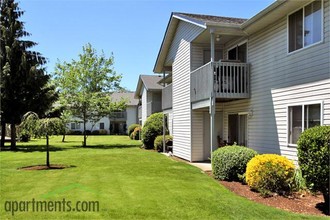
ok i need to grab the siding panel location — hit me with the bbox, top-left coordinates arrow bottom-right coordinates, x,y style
168,21 -> 204,161
246,0 -> 330,161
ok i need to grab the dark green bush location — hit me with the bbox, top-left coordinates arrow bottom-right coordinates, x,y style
154,135 -> 173,152
141,113 -> 168,149
128,124 -> 140,138
67,130 -> 82,135
130,126 -> 141,140
91,130 -> 99,135
297,126 -> 330,210
212,145 -> 258,181
84,130 -> 91,135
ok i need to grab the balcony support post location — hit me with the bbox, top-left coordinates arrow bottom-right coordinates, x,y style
210,29 -> 215,62
209,94 -> 216,160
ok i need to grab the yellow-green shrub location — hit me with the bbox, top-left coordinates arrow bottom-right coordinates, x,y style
246,154 -> 295,195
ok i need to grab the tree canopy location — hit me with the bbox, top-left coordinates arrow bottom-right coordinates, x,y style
54,43 -> 126,147
0,0 -> 57,149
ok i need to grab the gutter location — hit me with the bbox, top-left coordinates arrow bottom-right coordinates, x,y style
241,0 -> 287,30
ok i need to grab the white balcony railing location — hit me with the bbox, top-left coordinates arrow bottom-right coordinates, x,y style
191,61 -> 250,103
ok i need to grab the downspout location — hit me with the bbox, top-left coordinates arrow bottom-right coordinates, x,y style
163,71 -> 166,153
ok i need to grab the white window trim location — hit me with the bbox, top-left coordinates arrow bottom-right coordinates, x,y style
287,0 -> 324,55
287,101 -> 324,147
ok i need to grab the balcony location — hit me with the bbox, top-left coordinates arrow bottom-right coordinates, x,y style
162,84 -> 172,110
191,61 -> 250,103
147,101 -> 162,116
109,111 -> 127,120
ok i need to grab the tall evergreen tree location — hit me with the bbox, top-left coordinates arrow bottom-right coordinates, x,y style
0,0 -> 57,150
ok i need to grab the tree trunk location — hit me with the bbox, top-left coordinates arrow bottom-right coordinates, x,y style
83,120 -> 87,147
0,120 -> 6,149
46,135 -> 50,167
62,133 -> 66,142
10,123 -> 16,150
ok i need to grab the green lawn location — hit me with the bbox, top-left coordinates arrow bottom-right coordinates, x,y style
0,136 -> 325,219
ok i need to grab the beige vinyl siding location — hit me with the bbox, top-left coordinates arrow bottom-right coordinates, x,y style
246,0 -> 330,160
271,79 -> 330,162
191,44 -> 204,71
126,106 -> 138,128
168,20 -> 204,161
191,111 -> 204,161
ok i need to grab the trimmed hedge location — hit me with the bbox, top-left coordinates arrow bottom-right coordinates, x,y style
154,135 -> 173,152
67,130 -> 82,135
297,125 -> 330,209
212,145 -> 258,181
141,113 -> 168,149
91,129 -> 108,135
246,154 -> 295,195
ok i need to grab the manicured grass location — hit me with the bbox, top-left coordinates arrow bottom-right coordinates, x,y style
0,136 -> 325,219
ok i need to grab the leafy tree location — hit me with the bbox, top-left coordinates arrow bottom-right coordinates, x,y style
20,112 -> 64,167
54,43 -> 125,147
0,0 -> 57,150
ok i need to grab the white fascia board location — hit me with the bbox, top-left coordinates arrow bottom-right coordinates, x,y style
173,14 -> 207,29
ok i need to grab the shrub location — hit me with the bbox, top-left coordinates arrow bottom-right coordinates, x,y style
154,135 -> 173,152
141,113 -> 168,149
128,124 -> 140,138
84,130 -> 91,135
246,154 -> 295,196
211,145 -> 258,181
99,129 -> 108,135
91,130 -> 99,135
297,125 -> 330,210
130,126 -> 141,140
67,130 -> 82,135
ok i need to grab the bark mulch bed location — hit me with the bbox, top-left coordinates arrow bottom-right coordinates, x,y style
205,171 -> 328,217
18,164 -> 75,170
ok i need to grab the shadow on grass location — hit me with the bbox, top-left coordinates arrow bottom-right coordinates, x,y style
1,144 -> 141,152
81,144 -> 141,149
0,145 -> 73,153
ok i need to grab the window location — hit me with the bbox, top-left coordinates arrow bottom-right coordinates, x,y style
228,43 -> 247,62
288,1 -> 322,52
71,123 -> 80,130
99,122 -> 105,130
288,103 -> 321,145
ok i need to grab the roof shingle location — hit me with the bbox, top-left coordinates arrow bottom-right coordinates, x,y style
174,12 -> 247,25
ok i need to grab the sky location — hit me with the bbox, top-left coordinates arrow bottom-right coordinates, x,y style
19,0 -> 274,91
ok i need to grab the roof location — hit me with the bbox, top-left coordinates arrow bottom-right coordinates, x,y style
154,0 -> 309,73
174,13 -> 247,26
134,75 -> 163,98
153,12 -> 246,73
111,92 -> 139,106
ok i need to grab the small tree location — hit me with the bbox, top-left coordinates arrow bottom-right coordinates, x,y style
297,126 -> 330,214
20,112 -> 64,167
53,43 -> 125,147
